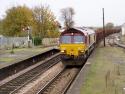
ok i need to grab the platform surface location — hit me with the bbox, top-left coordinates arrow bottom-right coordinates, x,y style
0,46 -> 57,69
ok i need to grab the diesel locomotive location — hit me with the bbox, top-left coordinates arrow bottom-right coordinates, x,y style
59,27 -> 96,66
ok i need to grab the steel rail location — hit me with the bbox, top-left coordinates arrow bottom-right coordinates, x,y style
36,67 -> 65,94
37,68 -> 80,94
0,53 -> 60,94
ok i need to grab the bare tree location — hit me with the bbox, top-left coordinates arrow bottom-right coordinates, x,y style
61,7 -> 75,29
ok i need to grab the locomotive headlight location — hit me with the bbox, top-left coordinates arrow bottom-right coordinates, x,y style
80,50 -> 84,53
61,49 -> 66,53
78,48 -> 84,53
61,50 -> 65,53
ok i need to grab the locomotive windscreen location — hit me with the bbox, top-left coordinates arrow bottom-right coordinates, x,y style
60,35 -> 85,44
61,35 -> 72,44
74,35 -> 84,43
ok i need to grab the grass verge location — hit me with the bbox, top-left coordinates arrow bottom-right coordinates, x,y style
81,47 -> 125,94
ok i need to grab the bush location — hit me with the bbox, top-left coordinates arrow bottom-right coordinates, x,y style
33,37 -> 42,46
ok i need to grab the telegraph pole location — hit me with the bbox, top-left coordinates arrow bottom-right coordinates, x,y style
103,8 -> 106,47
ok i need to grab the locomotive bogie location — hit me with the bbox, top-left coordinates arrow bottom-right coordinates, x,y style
61,53 -> 86,66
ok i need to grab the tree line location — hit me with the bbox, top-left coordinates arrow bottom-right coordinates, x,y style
0,4 -> 114,38
0,5 -> 61,38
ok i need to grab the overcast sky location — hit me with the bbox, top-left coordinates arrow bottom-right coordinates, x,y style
0,0 -> 125,27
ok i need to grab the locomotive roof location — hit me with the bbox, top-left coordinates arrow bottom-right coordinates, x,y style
74,27 -> 95,35
61,27 -> 95,36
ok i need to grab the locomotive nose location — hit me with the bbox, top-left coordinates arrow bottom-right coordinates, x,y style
60,44 -> 86,56
70,49 -> 74,55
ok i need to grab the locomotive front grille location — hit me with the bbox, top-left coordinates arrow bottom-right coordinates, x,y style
60,44 -> 86,57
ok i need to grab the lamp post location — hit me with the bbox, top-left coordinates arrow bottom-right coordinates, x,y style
22,26 -> 33,48
102,8 -> 106,47
26,26 -> 31,48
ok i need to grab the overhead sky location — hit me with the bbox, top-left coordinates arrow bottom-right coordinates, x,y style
0,0 -> 125,27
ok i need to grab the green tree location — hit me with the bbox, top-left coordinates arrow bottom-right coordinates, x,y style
33,5 -> 60,38
106,22 -> 114,29
2,6 -> 34,36
0,20 -> 3,35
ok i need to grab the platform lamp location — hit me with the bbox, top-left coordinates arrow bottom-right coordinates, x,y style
26,26 -> 32,48
102,8 -> 106,47
23,26 -> 32,48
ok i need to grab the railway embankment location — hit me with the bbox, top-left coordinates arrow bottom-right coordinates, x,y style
67,35 -> 125,94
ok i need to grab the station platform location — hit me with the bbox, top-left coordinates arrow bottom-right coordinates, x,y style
0,46 -> 58,69
67,36 -> 125,94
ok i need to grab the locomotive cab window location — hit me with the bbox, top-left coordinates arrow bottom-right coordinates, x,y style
74,36 -> 84,43
61,35 -> 72,43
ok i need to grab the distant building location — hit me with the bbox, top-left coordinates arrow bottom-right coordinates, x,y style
121,23 -> 125,35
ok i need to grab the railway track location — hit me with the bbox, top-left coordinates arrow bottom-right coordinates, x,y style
0,44 -> 94,94
0,53 -> 61,94
107,35 -> 115,46
107,34 -> 125,48
115,42 -> 125,48
37,67 -> 80,94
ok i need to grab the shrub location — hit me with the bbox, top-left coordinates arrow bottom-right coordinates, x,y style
33,37 -> 42,46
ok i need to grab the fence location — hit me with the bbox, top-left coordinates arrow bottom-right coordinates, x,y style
0,36 -> 27,49
0,35 -> 59,49
42,38 -> 59,47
